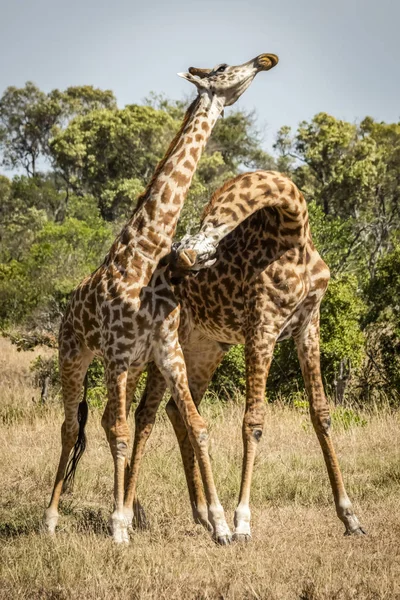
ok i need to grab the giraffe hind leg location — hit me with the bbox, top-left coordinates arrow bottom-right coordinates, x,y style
233,326 -> 278,543
44,345 -> 93,534
294,309 -> 365,536
123,363 -> 166,532
165,336 -> 226,531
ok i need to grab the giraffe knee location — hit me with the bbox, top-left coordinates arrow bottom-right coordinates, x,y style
108,422 -> 130,458
197,430 -> 209,445
109,422 -> 130,440
311,407 -> 331,434
188,416 -> 208,448
243,403 -> 266,441
253,429 -> 263,442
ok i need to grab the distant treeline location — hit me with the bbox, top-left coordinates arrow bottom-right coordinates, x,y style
0,83 -> 399,404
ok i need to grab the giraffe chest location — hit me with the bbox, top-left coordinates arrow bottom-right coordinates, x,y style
67,268 -> 180,363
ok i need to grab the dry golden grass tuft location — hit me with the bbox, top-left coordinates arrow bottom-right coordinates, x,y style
0,337 -> 400,599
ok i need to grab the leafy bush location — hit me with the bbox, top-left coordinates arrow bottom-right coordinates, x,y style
0,211 -> 113,328
210,345 -> 246,400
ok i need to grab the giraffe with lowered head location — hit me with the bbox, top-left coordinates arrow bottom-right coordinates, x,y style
131,169 -> 366,540
43,53 -> 279,544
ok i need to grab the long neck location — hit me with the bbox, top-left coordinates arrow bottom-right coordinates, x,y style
109,93 -> 223,272
173,171 -> 308,268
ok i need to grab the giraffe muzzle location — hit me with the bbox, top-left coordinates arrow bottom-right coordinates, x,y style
175,248 -> 198,269
167,240 -> 217,275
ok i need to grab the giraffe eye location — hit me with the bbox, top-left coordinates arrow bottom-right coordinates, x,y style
216,64 -> 227,73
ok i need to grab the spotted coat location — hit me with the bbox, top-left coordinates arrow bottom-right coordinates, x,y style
134,170 -> 365,540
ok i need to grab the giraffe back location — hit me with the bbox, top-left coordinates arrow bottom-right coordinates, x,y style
176,171 -> 330,344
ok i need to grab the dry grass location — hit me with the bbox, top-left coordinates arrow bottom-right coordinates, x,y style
1,337 -> 400,600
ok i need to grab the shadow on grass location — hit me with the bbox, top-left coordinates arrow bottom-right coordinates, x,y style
0,505 -> 110,539
73,507 -> 109,535
0,518 -> 40,539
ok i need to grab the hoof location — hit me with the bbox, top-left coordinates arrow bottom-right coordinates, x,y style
42,509 -> 59,535
108,516 -> 130,544
345,526 -> 367,537
112,526 -> 130,544
214,534 -> 232,546
232,532 -> 252,543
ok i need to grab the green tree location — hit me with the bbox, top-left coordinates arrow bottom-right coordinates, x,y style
275,114 -> 400,276
50,105 -> 176,221
0,82 -> 117,176
0,207 -> 113,328
360,243 -> 400,403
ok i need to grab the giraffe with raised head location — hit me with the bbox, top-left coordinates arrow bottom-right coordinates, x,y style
133,170 -> 365,540
43,54 -> 279,545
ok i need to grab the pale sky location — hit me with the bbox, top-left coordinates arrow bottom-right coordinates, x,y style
0,0 -> 399,163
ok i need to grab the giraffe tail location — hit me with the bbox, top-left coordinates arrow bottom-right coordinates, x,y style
63,373 -> 89,493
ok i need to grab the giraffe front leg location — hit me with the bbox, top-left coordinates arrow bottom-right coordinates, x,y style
233,330 -> 276,542
102,367 -> 132,544
294,310 -> 365,536
123,366 -> 148,530
155,335 -> 231,545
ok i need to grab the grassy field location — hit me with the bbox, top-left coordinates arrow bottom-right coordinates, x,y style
1,337 -> 400,600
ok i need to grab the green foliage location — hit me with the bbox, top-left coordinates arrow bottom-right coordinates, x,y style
292,397 -> 368,430
307,201 -> 365,277
30,354 -> 60,398
366,242 -> 400,331
85,358 -> 107,408
275,113 -> 400,276
0,211 -> 113,327
319,275 -> 366,375
0,82 -> 116,176
331,406 -> 367,430
50,105 -> 175,220
360,244 -> 400,402
210,345 -> 246,399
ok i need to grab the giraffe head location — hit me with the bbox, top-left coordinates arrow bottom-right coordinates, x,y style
178,53 -> 278,107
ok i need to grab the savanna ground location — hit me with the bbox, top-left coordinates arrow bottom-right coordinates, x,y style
1,337 -> 399,600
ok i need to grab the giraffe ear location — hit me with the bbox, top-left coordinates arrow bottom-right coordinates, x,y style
188,67 -> 212,79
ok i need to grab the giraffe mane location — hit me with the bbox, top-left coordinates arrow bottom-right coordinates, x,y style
132,97 -> 201,215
